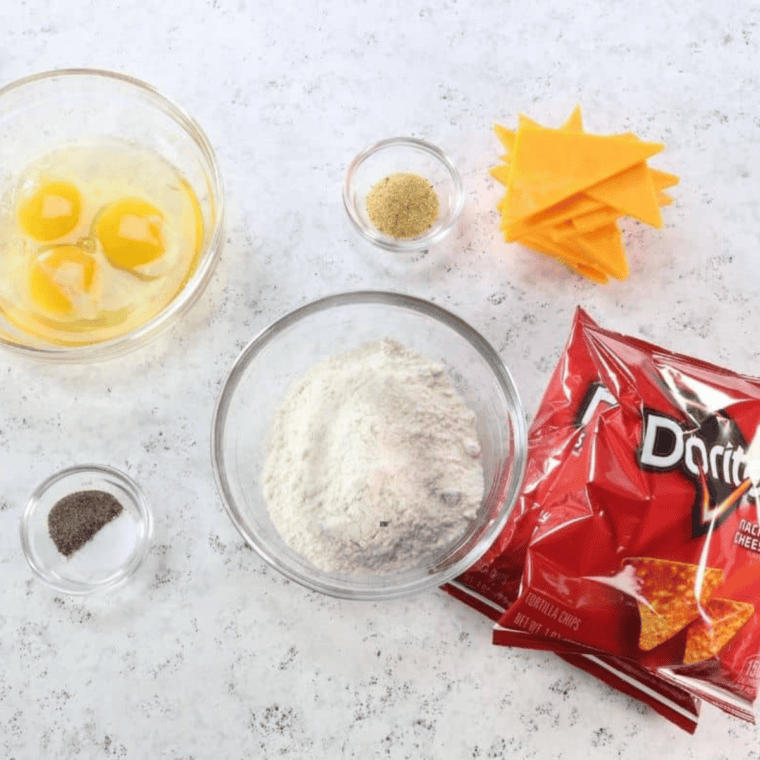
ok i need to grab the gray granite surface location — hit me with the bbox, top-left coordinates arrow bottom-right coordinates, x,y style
3,0 -> 760,757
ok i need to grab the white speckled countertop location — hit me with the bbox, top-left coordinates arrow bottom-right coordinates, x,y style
2,0 -> 760,757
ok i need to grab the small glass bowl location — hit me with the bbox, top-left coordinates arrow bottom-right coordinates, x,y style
20,464 -> 153,594
343,137 -> 464,253
212,291 -> 527,601
0,69 -> 225,362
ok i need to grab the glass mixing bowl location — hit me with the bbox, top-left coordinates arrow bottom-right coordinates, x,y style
0,69 -> 225,361
212,291 -> 527,600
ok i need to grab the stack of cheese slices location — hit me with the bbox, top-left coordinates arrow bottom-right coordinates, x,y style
491,106 -> 678,283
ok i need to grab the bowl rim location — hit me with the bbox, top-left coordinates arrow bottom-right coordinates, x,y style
19,462 -> 154,595
0,67 -> 226,363
211,290 -> 527,600
342,136 -> 464,253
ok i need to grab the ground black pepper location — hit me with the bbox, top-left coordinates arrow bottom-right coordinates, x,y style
47,490 -> 124,557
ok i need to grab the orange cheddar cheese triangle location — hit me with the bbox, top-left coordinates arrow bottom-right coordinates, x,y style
505,128 -> 664,220
542,223 -> 628,282
572,223 -> 630,280
503,193 -> 605,241
585,162 -> 663,228
524,227 -> 606,270
651,168 -> 679,190
565,258 -> 611,284
570,205 -> 622,233
494,123 -> 516,153
521,233 -> 611,284
532,240 -> 611,284
498,160 -> 667,226
493,113 -> 544,172
489,164 -> 512,185
525,213 -> 629,282
518,113 -> 542,130
495,105 -> 584,162
562,105 -> 584,132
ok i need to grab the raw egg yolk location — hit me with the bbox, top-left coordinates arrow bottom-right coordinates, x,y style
95,198 -> 166,269
29,246 -> 98,316
18,180 -> 82,241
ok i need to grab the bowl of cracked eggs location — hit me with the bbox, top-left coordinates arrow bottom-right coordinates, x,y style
212,291 -> 527,600
0,69 -> 225,361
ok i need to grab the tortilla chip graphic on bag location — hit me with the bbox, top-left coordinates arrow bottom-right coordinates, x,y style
683,599 -> 755,665
622,557 -> 724,651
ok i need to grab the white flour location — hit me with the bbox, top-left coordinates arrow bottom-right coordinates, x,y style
262,338 -> 485,573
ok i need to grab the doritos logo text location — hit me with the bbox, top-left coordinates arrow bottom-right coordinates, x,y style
639,410 -> 754,536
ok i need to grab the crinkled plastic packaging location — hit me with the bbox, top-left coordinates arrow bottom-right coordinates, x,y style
446,308 -> 760,733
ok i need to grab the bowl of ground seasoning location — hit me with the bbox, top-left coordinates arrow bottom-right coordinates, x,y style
20,464 -> 152,594
212,291 -> 527,600
343,137 -> 464,253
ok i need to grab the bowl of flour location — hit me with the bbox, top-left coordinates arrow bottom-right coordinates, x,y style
211,291 -> 527,600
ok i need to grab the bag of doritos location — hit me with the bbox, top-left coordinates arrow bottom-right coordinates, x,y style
446,308 -> 760,732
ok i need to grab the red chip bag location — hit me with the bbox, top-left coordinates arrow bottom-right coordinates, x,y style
446,308 -> 760,730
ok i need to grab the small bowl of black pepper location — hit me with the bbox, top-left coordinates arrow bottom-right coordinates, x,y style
19,464 -> 152,594
342,137 -> 464,253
